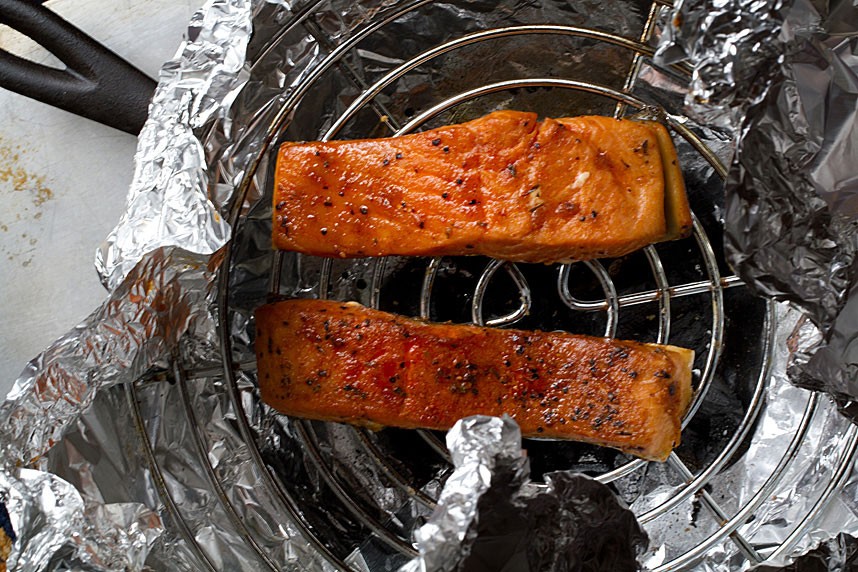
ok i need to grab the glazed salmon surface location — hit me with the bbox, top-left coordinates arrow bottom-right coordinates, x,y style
255,299 -> 694,461
273,110 -> 691,263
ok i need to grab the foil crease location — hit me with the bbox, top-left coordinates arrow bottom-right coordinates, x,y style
94,0 -> 252,291
0,248 -> 217,470
657,0 -> 858,415
400,416 -> 523,572
0,468 -> 161,571
0,469 -> 84,571
1,0 -> 253,567
678,304 -> 858,569
751,533 -> 858,571
400,416 -> 647,572
654,0 -> 785,129
2,0 -> 858,570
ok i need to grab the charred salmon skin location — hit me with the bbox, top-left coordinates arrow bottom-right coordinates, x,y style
273,110 -> 691,263
255,299 -> 694,461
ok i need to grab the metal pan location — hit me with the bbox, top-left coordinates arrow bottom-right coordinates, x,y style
0,0 -> 154,134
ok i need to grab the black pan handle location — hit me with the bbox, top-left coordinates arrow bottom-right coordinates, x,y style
0,0 -> 156,135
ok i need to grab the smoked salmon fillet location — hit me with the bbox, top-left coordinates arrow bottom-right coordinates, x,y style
273,110 -> 691,263
255,299 -> 694,461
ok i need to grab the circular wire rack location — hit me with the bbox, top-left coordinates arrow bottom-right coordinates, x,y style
125,1 -> 858,570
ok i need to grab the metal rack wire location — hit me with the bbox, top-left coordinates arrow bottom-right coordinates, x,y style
124,1 -> 858,570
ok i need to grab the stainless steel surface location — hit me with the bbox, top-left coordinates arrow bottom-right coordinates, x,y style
0,0 -> 205,396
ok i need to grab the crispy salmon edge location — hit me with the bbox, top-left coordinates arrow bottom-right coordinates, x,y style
642,342 -> 695,460
645,121 -> 693,242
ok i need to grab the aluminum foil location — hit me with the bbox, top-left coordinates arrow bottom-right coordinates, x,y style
0,468 -> 161,571
400,416 -> 647,572
750,533 -> 858,571
3,0 -> 858,570
398,416 -> 525,572
653,0 -> 786,129
0,0 -> 253,567
94,0 -> 251,290
656,0 -> 858,419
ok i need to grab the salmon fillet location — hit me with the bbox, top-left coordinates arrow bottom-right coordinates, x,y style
255,299 -> 694,461
273,110 -> 691,263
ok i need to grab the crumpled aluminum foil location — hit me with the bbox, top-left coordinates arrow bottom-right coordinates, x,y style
0,469 -> 86,571
94,0 -> 251,291
0,0 -> 253,567
0,468 -> 161,571
399,416 -> 525,572
654,0 -> 786,129
656,0 -> 858,419
750,533 -> 858,571
400,416 -> 647,572
2,0 -> 858,570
